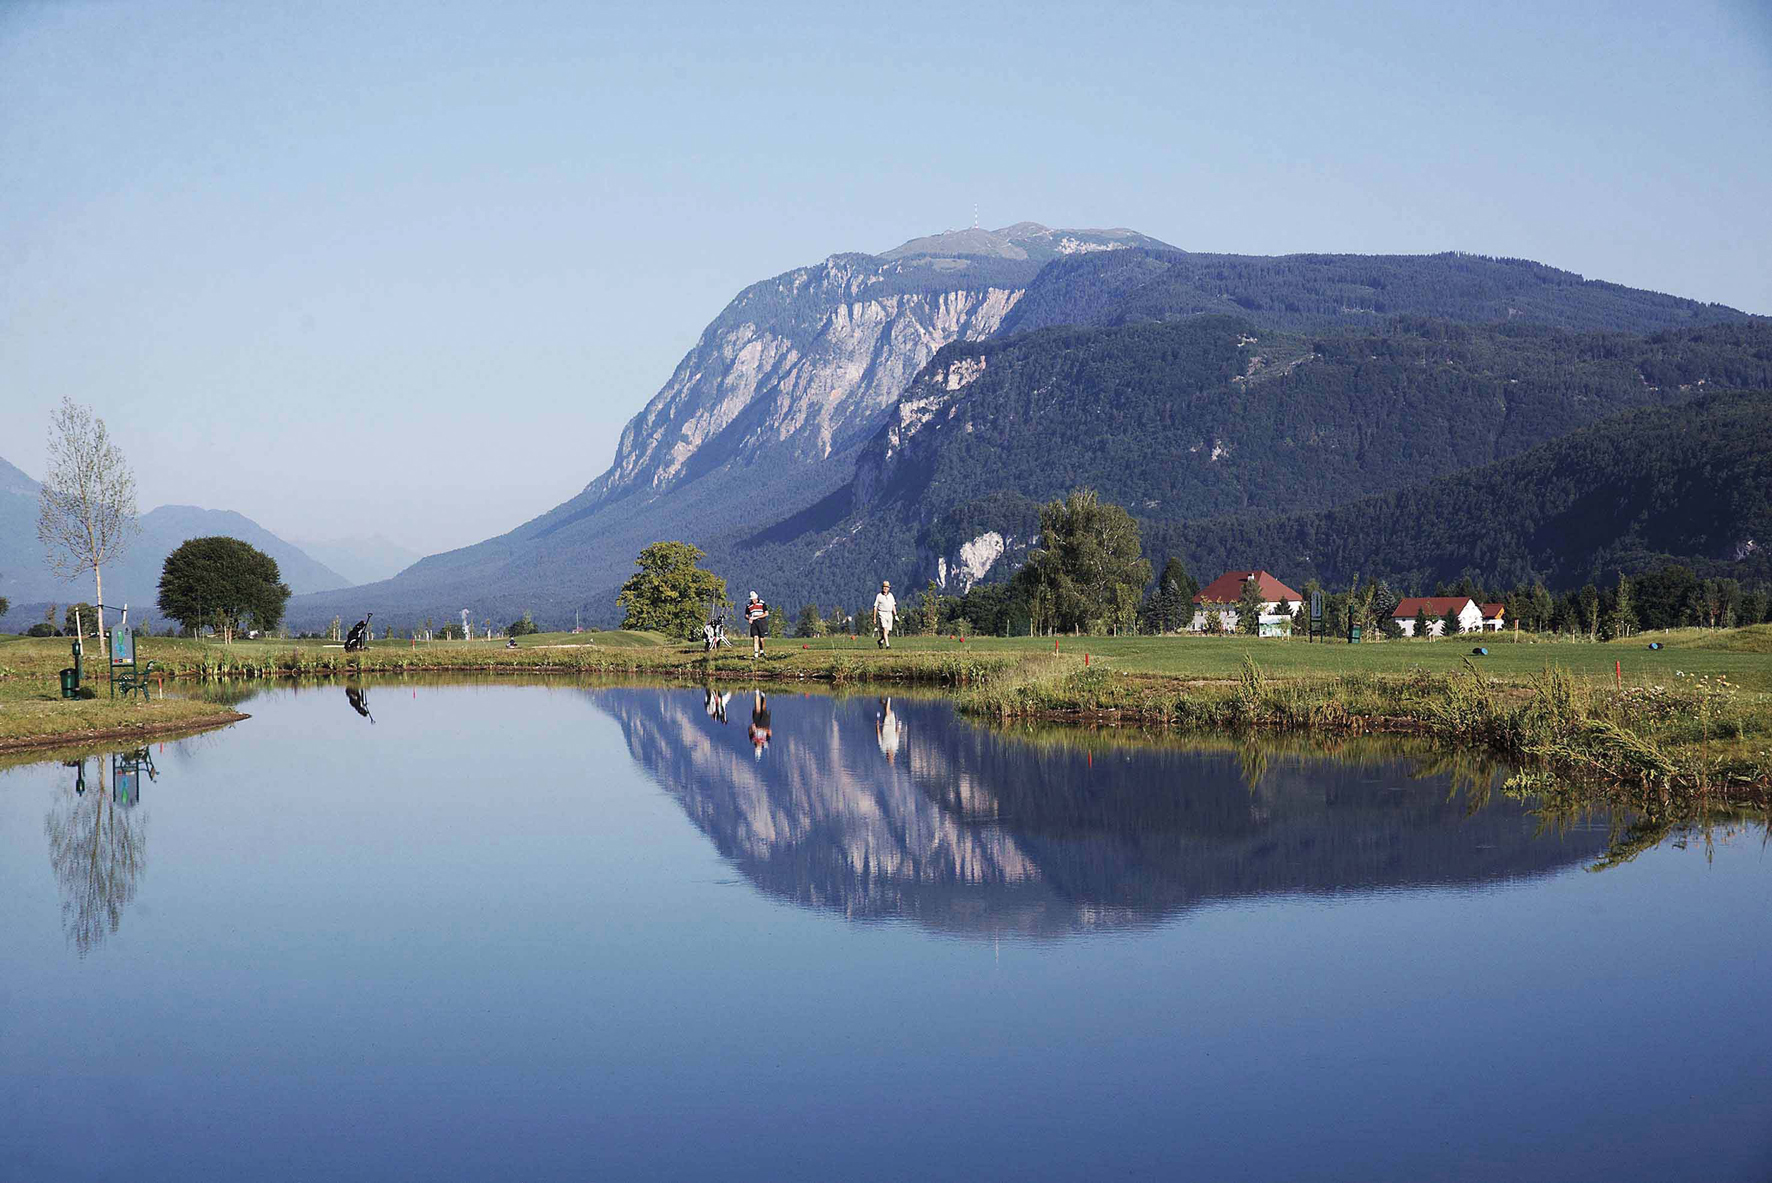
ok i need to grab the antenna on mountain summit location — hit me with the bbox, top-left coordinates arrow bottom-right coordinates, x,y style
972,204 -> 979,230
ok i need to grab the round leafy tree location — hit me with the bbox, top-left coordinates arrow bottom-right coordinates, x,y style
616,541 -> 729,639
157,536 -> 291,642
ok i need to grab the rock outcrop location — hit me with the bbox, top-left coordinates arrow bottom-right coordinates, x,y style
582,224 -> 1171,507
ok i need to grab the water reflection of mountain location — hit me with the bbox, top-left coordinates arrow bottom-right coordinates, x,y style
593,689 -> 1613,939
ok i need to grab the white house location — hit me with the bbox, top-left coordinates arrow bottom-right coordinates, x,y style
1191,569 -> 1304,633
1392,596 -> 1485,637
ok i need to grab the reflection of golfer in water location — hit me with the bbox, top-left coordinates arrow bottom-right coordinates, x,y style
748,691 -> 772,758
875,697 -> 902,764
345,683 -> 374,723
704,687 -> 730,724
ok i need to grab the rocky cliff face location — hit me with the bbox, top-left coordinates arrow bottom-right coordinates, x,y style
590,265 -> 1021,501
581,224 -> 1172,507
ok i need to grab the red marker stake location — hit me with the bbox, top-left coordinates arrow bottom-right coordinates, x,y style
1616,659 -> 1622,687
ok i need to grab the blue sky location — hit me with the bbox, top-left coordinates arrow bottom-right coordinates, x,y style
2,0 -> 1768,554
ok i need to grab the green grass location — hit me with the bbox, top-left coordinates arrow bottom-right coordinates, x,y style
0,677 -> 246,751
1656,623 -> 1772,654
8,627 -> 1767,682
516,629 -> 677,648
0,632 -> 1015,685
775,629 -> 1772,693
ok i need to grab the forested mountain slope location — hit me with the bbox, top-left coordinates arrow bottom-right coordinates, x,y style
732,319 -> 1772,607
999,248 -> 1757,338
1148,388 -> 1772,591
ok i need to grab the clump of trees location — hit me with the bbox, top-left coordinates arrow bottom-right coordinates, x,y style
1140,558 -> 1199,633
1013,490 -> 1150,635
64,602 -> 99,639
616,541 -> 729,638
157,536 -> 291,642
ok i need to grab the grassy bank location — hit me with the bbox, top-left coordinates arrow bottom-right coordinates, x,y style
963,651 -> 1770,804
0,631 -> 1014,684
0,678 -> 247,754
7,625 -> 1769,684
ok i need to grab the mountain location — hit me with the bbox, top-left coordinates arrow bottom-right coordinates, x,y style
0,456 -> 39,601
0,459 -> 349,627
1144,387 -> 1772,592
291,534 -> 421,586
731,318 -> 1772,605
284,223 -> 1175,629
583,224 -> 1172,505
282,225 -> 1763,631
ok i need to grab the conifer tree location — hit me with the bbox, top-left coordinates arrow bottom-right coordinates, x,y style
1609,574 -> 1636,639
1236,576 -> 1265,636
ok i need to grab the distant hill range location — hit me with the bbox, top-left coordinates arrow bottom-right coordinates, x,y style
281,224 -> 1767,632
0,455 -> 349,630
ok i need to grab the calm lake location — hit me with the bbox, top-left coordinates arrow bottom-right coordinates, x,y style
2,681 -> 1767,1182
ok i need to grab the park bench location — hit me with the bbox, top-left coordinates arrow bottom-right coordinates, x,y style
112,658 -> 159,701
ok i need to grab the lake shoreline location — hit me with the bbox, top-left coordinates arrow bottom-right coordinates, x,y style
3,631 -> 1768,801
0,710 -> 250,757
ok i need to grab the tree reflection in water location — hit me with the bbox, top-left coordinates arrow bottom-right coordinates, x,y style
44,751 -> 151,957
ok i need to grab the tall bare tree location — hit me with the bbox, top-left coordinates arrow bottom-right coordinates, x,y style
46,758 -> 148,957
37,397 -> 139,622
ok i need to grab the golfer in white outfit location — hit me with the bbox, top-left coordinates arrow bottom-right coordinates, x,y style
873,581 -> 897,648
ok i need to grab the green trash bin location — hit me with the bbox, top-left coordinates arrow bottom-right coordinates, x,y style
59,667 -> 76,699
1348,625 -> 1363,645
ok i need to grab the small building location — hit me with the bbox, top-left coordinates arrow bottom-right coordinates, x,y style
1191,569 -> 1303,633
1480,602 -> 1506,632
1393,596 -> 1484,638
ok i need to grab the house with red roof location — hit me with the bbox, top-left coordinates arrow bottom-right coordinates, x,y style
1191,570 -> 1303,633
1479,603 -> 1506,631
1392,596 -> 1484,638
